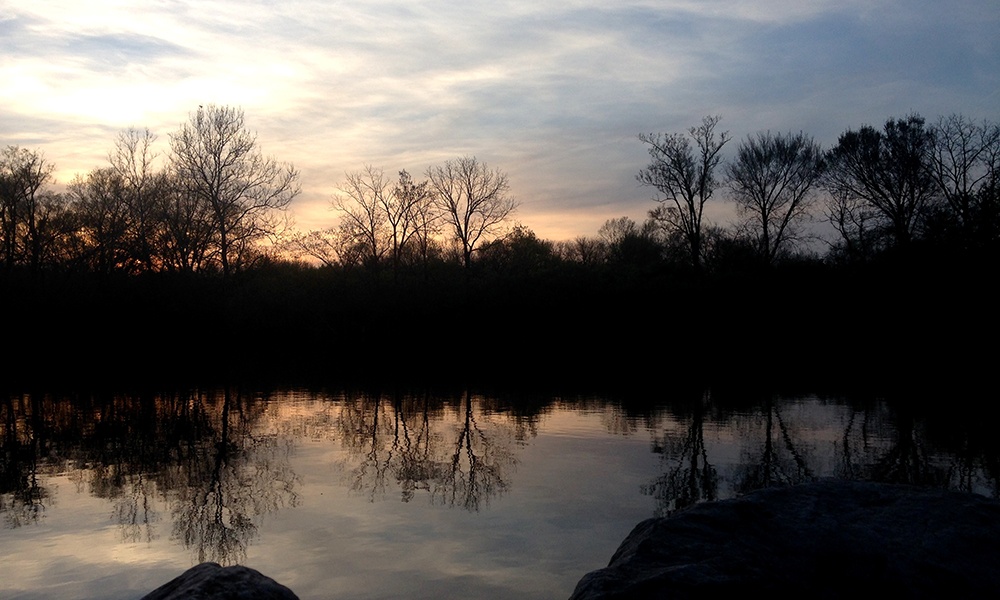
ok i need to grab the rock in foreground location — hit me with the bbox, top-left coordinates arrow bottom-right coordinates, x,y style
570,479 -> 1000,599
141,562 -> 298,600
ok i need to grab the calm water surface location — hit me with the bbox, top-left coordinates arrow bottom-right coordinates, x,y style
1,387 -> 995,599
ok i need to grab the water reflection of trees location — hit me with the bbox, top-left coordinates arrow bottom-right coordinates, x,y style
331,389 -> 523,511
4,386 -> 999,555
1,395 -> 52,527
945,428 -> 1000,499
837,402 -> 949,487
0,388 -> 300,565
167,388 -> 300,564
643,392 -> 1000,515
438,391 -> 513,510
733,396 -> 814,494
642,391 -> 718,516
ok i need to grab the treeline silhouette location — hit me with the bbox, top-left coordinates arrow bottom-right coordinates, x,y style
1,110 -> 996,392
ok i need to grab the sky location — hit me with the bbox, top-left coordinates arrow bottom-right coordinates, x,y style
2,0 -> 998,243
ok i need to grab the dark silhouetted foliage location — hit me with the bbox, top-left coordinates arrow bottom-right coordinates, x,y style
2,111 -> 995,394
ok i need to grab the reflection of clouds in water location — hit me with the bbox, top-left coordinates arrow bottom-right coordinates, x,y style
0,472 -> 179,599
3,389 -> 1000,599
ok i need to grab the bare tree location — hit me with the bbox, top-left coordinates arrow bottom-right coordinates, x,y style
639,115 -> 730,271
109,128 -> 170,271
597,216 -> 662,264
554,236 -> 607,265
69,168 -> 132,274
823,114 -> 937,248
0,146 -> 55,271
155,178 -> 217,273
30,191 -> 76,270
726,131 -> 824,264
390,170 -> 436,274
169,105 -> 300,277
928,114 -> 1000,235
824,188 -> 886,263
597,216 -> 641,247
284,228 -> 342,268
400,171 -> 443,274
333,165 -> 391,268
426,156 -> 517,268
332,166 -> 440,275
68,129 -> 173,274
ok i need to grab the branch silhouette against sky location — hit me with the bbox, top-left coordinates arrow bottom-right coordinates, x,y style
2,1 -> 996,240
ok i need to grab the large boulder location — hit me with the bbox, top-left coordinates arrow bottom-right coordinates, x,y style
141,562 -> 298,600
570,479 -> 1000,599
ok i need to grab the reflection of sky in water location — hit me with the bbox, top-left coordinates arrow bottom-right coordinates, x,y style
1,393 -> 995,600
0,395 -> 661,600
1,473 -> 190,599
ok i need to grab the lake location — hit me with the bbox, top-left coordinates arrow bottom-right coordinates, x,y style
1,386 -> 995,599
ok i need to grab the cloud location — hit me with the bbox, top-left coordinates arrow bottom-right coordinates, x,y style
2,0 -> 998,240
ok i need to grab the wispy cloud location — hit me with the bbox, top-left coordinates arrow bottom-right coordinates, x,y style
2,0 -> 997,238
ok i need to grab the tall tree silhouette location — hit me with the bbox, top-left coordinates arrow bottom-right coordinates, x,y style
427,156 -> 517,268
169,104 -> 300,277
0,146 -> 57,272
726,131 -> 824,264
638,115 -> 730,272
824,114 -> 936,249
928,114 -> 1000,249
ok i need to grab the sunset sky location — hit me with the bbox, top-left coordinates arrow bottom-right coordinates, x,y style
2,0 -> 998,242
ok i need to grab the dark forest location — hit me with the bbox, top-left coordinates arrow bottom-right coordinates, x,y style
2,109 -> 996,394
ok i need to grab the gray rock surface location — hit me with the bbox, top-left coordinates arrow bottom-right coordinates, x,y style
141,562 -> 298,600
570,479 -> 1000,599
